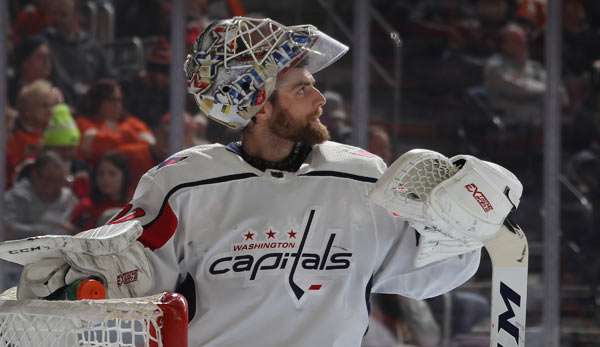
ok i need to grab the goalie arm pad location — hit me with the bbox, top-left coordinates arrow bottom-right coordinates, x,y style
0,220 -> 154,299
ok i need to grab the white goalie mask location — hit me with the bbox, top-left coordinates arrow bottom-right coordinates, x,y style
184,16 -> 349,129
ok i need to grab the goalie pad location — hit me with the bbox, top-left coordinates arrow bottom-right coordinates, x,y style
369,149 -> 522,267
0,220 -> 153,299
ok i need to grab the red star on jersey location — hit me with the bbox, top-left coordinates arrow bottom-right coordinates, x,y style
243,231 -> 255,241
288,229 -> 297,239
266,229 -> 276,239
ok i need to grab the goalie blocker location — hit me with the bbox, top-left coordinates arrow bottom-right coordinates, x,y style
369,149 -> 528,347
0,220 -> 153,300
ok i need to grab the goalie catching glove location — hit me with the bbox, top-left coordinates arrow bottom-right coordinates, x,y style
369,149 -> 522,267
0,220 -> 153,300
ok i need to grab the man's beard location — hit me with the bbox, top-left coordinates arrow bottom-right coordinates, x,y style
268,104 -> 330,145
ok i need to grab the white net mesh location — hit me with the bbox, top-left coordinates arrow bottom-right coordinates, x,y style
223,17 -> 287,68
368,149 -> 459,221
0,288 -> 180,347
390,157 -> 458,202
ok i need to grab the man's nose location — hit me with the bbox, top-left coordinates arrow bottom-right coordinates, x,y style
315,87 -> 326,107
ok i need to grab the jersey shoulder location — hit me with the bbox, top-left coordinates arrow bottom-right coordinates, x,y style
143,143 -> 257,188
308,141 -> 387,179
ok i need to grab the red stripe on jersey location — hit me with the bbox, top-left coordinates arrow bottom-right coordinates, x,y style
308,284 -> 322,291
109,204 -> 133,223
109,205 -> 146,224
138,203 -> 178,250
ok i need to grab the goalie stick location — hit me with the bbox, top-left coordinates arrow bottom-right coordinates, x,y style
484,218 -> 528,347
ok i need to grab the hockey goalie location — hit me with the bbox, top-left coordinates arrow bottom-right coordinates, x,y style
0,16 -> 526,347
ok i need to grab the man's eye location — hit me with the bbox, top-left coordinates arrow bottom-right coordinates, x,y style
297,87 -> 305,95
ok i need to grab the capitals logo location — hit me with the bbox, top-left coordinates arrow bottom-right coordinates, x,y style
207,210 -> 352,304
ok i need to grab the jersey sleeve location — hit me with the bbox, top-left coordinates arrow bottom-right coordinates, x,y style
108,172 -> 185,295
369,204 -> 481,300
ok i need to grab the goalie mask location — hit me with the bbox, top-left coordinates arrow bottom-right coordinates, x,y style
184,16 -> 349,129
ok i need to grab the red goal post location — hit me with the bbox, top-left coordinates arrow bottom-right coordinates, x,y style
0,288 -> 188,347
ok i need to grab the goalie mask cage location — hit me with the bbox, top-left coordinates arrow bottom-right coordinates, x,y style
0,288 -> 188,347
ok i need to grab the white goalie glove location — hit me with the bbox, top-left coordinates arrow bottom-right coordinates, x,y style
0,220 -> 153,299
369,149 -> 522,267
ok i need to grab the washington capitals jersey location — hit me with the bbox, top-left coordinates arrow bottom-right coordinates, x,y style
113,141 -> 480,347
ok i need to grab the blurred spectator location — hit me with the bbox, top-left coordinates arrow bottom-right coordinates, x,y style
567,150 -> 600,198
321,90 -> 352,143
3,150 -> 77,240
114,0 -> 170,38
43,0 -> 113,106
71,152 -> 130,231
409,0 -> 477,54
7,80 -> 59,185
483,23 -> 567,126
8,35 -> 52,105
515,0 -> 546,38
123,37 -> 171,128
120,112 -> 199,186
186,0 -> 211,50
42,103 -> 91,199
368,125 -> 394,165
561,0 -> 600,115
476,0 -> 515,31
4,105 -> 18,135
561,150 -> 600,304
460,0 -> 516,59
77,79 -> 155,168
562,0 -> 600,78
11,0 -> 54,44
192,113 -> 210,145
564,64 -> 600,155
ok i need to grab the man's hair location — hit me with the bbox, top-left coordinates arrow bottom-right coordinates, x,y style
31,150 -> 64,176
268,89 -> 279,103
83,79 -> 121,116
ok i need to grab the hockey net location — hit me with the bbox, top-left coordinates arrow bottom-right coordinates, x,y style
0,288 -> 188,347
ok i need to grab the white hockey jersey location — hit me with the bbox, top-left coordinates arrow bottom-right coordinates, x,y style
111,141 -> 480,347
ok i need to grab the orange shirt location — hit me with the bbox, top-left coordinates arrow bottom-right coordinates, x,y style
6,128 -> 43,185
76,115 -> 153,166
118,143 -> 157,187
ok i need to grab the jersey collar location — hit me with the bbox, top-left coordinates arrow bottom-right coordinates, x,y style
226,141 -> 312,172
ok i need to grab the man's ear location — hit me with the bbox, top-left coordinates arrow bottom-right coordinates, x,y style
254,100 -> 273,124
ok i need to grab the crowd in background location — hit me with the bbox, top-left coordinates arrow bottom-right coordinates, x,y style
3,0 -> 600,346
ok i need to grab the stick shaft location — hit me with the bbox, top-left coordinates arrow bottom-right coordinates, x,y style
485,224 -> 528,347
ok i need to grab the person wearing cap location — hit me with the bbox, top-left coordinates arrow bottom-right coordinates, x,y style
14,17 -> 490,346
123,37 -> 171,129
43,103 -> 81,160
43,103 -> 91,199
